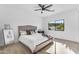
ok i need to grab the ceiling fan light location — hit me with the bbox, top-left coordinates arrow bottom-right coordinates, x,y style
41,11 -> 44,13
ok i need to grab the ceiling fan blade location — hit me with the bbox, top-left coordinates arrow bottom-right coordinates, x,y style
34,9 -> 41,11
38,4 -> 43,8
45,9 -> 55,12
45,4 -> 53,8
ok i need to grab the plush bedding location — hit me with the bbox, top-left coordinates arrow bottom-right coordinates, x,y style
19,33 -> 48,53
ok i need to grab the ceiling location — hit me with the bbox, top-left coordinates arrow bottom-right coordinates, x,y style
0,4 -> 79,17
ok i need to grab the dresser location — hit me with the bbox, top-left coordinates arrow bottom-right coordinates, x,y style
3,29 -> 14,45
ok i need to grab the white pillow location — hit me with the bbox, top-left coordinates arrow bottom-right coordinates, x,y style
20,31 -> 27,35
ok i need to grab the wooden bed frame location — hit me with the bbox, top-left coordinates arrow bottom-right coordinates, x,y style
18,25 -> 53,53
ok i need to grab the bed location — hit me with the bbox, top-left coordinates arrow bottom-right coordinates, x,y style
18,25 -> 53,53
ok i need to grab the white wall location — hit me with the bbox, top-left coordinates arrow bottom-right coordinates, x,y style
0,5 -> 42,41
0,5 -> 79,43
42,9 -> 79,43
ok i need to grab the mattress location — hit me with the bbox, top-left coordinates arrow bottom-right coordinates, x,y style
19,33 -> 48,52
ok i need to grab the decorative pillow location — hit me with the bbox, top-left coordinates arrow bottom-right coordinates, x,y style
20,31 -> 27,35
30,31 -> 35,34
26,30 -> 31,35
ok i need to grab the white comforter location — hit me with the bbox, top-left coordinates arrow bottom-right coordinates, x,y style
19,33 -> 48,53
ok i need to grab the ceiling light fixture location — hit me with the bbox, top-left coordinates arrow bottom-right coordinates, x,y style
35,4 -> 55,13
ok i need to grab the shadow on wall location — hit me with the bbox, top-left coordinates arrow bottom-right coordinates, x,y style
0,29 -> 5,47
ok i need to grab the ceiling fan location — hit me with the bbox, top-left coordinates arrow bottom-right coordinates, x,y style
35,4 -> 55,13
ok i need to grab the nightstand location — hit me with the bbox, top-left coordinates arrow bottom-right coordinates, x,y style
38,30 -> 44,34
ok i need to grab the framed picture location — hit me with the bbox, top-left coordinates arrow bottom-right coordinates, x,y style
3,29 -> 14,44
48,19 -> 64,31
48,21 -> 55,30
4,24 -> 11,29
55,19 -> 64,31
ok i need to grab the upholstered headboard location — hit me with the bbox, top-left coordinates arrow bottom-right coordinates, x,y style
18,25 -> 37,36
